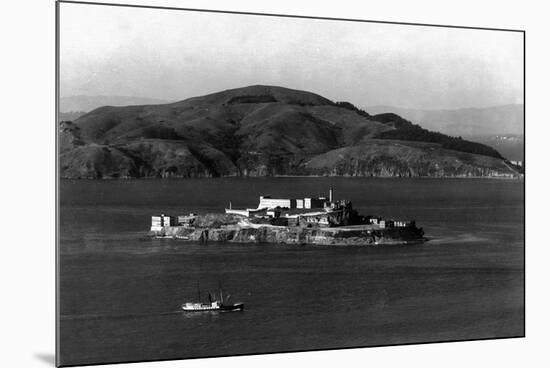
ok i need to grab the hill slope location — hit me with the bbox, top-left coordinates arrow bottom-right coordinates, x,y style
59,85 -> 520,179
366,104 -> 524,162
304,139 -> 515,177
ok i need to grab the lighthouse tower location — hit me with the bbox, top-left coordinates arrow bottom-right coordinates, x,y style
329,187 -> 334,203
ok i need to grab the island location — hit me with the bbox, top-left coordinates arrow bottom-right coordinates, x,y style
148,187 -> 426,246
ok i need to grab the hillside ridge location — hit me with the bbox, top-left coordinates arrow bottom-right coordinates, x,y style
59,85 -> 520,179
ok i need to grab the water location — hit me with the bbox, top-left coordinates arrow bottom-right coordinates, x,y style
58,178 -> 524,366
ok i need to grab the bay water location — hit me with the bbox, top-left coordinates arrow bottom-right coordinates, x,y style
58,177 -> 524,365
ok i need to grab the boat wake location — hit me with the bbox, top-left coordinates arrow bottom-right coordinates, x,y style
428,233 -> 488,245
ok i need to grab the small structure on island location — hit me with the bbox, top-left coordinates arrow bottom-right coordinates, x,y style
177,214 -> 198,227
151,214 -> 177,231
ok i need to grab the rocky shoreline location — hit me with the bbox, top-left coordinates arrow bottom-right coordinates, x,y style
148,224 -> 426,246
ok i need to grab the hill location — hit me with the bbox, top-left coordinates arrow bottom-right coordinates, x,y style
59,85 -> 520,179
59,111 -> 87,121
304,139 -> 515,177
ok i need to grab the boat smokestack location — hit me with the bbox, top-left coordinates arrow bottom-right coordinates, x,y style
329,187 -> 334,202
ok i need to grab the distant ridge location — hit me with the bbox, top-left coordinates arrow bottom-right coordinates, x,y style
60,95 -> 173,113
58,85 -> 521,179
366,104 -> 524,137
366,104 -> 524,161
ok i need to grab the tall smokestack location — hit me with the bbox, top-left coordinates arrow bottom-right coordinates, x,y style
329,187 -> 334,202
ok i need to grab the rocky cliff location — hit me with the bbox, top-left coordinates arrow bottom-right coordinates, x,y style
150,225 -> 425,246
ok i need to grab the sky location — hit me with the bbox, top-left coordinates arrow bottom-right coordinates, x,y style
59,2 -> 524,110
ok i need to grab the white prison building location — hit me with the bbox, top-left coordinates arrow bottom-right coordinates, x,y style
258,196 -> 294,209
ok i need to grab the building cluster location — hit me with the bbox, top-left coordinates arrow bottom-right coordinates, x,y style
226,188 -> 341,220
285,210 -> 343,227
258,196 -> 328,210
150,187 -> 417,231
368,217 -> 415,229
151,213 -> 197,231
258,188 -> 335,209
228,188 -> 355,228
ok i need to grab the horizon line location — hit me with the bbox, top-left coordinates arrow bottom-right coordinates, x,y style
59,92 -> 524,113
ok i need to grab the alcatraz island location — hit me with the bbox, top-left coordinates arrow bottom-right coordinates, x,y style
148,187 -> 425,246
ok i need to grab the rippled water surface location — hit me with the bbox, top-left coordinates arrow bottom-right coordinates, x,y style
58,178 -> 524,366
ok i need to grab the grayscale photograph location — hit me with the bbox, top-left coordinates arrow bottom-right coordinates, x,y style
56,1 -> 524,366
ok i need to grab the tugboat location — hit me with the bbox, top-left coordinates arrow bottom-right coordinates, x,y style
182,286 -> 244,312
